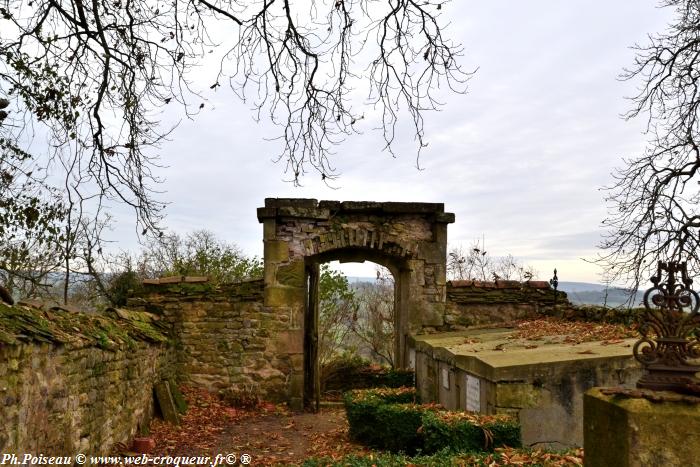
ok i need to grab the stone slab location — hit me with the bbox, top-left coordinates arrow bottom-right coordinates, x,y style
412,326 -> 642,448
154,381 -> 180,425
411,328 -> 638,381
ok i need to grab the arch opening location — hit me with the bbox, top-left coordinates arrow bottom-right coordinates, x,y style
257,198 -> 454,410
303,253 -> 406,410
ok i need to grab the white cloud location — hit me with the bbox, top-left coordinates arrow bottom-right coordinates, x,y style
104,0 -> 674,285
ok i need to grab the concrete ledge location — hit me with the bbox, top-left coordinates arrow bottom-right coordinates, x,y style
584,387 -> 700,467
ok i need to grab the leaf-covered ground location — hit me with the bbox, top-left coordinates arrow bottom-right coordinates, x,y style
509,317 -> 637,345
139,387 -> 584,466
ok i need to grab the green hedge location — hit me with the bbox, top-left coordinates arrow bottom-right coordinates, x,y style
421,411 -> 521,453
343,388 -> 520,455
323,356 -> 414,395
373,403 -> 439,454
343,387 -> 418,446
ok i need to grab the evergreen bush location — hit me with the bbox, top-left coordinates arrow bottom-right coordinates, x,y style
343,387 -> 520,454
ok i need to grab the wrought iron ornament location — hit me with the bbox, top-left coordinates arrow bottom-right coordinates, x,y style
549,268 -> 558,305
634,261 -> 700,392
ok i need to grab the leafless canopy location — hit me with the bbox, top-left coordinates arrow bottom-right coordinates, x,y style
0,0 -> 470,229
600,0 -> 700,290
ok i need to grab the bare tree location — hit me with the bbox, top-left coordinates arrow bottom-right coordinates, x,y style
1,0 -> 470,238
600,0 -> 700,290
351,267 -> 395,367
317,264 -> 357,368
447,240 -> 537,282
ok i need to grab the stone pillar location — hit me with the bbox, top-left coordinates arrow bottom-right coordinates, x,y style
261,219 -> 307,410
584,387 -> 700,467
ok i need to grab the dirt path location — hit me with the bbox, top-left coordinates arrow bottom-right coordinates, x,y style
144,388 -> 368,466
138,387 -> 584,467
216,407 -> 365,465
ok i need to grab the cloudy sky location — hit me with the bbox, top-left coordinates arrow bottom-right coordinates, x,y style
107,0 -> 673,284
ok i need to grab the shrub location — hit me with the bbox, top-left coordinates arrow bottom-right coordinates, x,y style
373,403 -> 440,454
344,387 -> 521,455
343,387 -> 418,446
421,411 -> 521,453
322,355 -> 414,396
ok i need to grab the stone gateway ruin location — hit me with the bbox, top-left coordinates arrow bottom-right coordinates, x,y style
257,198 -> 455,409
0,197 -> 649,457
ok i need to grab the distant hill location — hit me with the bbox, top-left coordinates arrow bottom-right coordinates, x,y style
347,276 -> 376,284
347,277 -> 644,307
557,282 -> 643,307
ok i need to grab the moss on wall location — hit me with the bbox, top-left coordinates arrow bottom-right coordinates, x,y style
0,302 -> 168,349
0,302 -> 175,456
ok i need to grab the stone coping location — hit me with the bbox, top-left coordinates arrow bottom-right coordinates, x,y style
143,275 -> 209,285
599,386 -> 700,404
410,327 -> 637,381
257,198 -> 455,223
448,280 -> 551,289
0,301 -> 168,348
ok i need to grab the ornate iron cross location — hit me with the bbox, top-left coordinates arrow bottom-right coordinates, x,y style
634,261 -> 700,392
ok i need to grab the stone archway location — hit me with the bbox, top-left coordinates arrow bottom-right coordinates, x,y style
258,198 -> 454,409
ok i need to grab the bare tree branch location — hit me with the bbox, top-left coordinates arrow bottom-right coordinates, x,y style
600,0 -> 700,291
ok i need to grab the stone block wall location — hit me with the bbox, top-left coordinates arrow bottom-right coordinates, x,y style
444,280 -> 567,329
126,277 -> 571,406
0,302 -> 174,456
131,278 -> 291,401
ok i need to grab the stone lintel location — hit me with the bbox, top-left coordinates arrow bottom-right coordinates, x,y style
434,212 -> 456,223
276,206 -> 330,219
257,205 -> 331,222
382,202 -> 444,214
260,198 -> 454,218
584,387 -> 700,467
265,198 -> 318,209
257,207 -> 277,222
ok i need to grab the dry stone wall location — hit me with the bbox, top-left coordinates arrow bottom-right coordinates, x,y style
126,279 -> 569,408
444,280 -> 567,329
129,279 -> 291,401
0,302 -> 174,456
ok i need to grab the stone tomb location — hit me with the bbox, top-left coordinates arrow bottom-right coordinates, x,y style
410,326 -> 642,448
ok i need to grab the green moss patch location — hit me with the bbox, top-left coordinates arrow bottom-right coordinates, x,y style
0,302 -> 169,349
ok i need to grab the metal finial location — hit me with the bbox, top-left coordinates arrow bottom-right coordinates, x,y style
634,261 -> 700,393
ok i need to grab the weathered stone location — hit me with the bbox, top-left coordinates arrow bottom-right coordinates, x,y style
264,241 -> 289,263
497,383 -> 542,408
413,329 -> 642,448
154,381 -> 180,425
584,387 -> 700,467
274,330 -> 303,354
264,286 -> 305,307
276,261 -> 305,287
